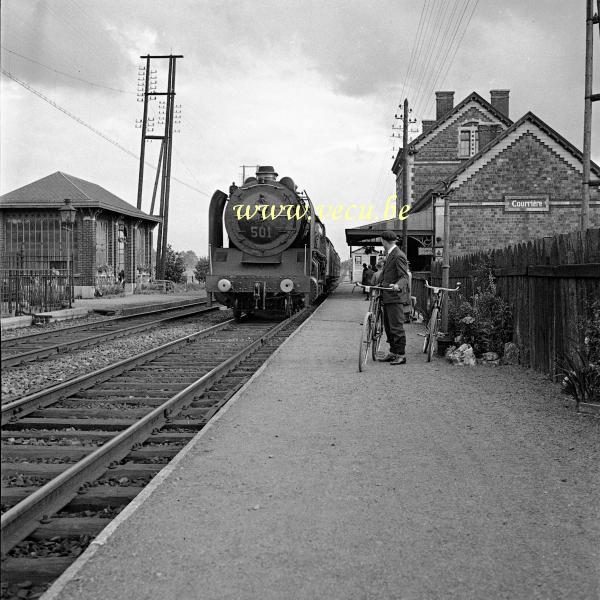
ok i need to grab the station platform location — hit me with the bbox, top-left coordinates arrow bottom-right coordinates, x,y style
1,292 -> 206,331
75,291 -> 207,316
46,283 -> 599,600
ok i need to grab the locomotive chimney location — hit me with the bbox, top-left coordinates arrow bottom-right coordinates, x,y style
256,165 -> 278,183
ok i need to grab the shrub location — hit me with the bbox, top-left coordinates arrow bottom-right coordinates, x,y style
561,298 -> 600,405
448,263 -> 513,356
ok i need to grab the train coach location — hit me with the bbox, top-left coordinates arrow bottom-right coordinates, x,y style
206,165 -> 340,319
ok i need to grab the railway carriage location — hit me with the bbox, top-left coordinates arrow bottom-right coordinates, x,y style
206,165 -> 340,319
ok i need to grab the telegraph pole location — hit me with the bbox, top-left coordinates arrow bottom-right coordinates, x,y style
402,98 -> 409,254
136,56 -> 150,210
135,54 -> 183,279
582,0 -> 600,230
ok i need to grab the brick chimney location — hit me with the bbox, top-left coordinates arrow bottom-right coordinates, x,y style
422,119 -> 436,133
490,90 -> 509,118
435,91 -> 454,120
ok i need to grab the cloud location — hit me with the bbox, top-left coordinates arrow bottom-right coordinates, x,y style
1,0 -> 598,258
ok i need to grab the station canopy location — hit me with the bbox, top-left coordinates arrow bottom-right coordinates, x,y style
345,211 -> 432,247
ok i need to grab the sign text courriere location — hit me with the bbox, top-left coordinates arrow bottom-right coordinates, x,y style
504,195 -> 550,212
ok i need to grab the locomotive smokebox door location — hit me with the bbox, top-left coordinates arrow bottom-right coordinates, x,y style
225,183 -> 307,257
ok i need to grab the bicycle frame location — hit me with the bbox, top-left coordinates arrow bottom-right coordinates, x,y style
356,283 -> 392,371
421,280 -> 461,362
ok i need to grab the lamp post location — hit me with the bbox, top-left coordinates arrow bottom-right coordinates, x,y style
59,198 -> 77,308
440,181 -> 451,333
117,219 -> 127,290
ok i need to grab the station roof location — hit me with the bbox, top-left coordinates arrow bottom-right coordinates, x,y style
391,91 -> 513,174
410,111 -> 600,213
345,211 -> 432,246
0,171 -> 162,222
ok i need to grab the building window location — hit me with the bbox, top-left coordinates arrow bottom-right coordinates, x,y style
458,124 -> 479,158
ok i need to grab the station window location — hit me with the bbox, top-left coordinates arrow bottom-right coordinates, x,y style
458,124 -> 479,158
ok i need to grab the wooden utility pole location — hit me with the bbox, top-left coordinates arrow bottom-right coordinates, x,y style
441,182 -> 451,332
402,98 -> 409,254
582,0 -> 600,230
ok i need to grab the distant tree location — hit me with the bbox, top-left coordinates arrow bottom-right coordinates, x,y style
181,250 -> 199,270
164,245 -> 186,283
194,256 -> 210,283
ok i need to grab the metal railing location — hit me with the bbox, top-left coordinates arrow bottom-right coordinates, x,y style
1,270 -> 72,316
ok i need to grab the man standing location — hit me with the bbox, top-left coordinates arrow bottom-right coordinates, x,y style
361,263 -> 372,297
378,231 -> 410,365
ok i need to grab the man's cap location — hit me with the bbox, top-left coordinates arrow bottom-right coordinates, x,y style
381,230 -> 398,242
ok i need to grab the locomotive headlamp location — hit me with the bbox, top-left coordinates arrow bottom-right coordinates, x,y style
280,278 -> 294,293
217,279 -> 232,292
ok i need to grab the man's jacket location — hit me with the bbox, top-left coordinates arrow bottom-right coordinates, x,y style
380,246 -> 410,305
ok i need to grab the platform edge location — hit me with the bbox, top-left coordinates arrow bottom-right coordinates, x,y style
41,297 -> 329,600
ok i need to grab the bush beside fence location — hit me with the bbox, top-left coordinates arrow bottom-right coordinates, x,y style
412,229 -> 600,379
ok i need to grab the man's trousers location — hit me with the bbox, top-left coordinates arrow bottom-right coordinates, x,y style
382,302 -> 406,355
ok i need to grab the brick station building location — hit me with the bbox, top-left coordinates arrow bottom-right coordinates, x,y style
392,90 -> 600,259
0,171 -> 160,297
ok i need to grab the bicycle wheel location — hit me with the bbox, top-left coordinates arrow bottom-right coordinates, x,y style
422,328 -> 429,353
371,305 -> 384,361
427,307 -> 439,362
358,312 -> 372,372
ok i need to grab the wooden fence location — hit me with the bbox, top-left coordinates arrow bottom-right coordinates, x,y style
412,229 -> 600,378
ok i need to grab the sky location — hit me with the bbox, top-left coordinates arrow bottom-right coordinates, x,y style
1,0 -> 599,258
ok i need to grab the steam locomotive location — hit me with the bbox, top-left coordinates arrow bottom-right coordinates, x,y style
206,165 -> 340,319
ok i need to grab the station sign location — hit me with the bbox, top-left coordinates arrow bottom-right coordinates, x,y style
418,247 -> 433,256
504,195 -> 549,212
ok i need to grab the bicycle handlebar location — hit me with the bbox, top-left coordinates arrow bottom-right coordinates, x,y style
356,283 -> 394,291
424,280 -> 461,292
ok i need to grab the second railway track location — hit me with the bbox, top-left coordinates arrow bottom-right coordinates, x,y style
1,299 -> 214,369
0,308 -> 312,600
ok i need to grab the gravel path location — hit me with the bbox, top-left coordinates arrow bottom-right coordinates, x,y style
1,311 -> 232,402
48,286 -> 599,600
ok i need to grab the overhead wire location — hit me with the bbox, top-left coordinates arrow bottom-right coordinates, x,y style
0,46 -> 135,94
398,0 -> 430,105
411,0 -> 448,113
370,0 -> 430,207
412,0 -> 469,117
1,68 -> 210,197
412,0 -> 464,117
421,0 -> 480,118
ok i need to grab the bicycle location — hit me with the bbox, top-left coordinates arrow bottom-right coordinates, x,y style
356,283 -> 393,372
421,280 -> 461,362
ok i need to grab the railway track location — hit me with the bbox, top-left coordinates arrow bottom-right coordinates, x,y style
0,308 -> 311,599
1,299 -> 214,369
